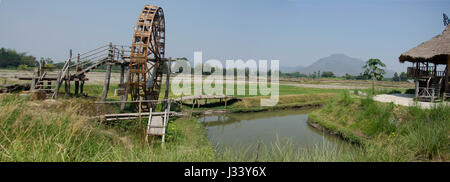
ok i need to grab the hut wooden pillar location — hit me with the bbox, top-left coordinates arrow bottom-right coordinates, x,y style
415,62 -> 419,98
446,56 -> 450,93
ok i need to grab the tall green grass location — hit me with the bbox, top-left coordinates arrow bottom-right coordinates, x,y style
0,94 -> 215,162
309,92 -> 450,161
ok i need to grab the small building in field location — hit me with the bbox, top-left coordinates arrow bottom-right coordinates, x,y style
399,25 -> 450,101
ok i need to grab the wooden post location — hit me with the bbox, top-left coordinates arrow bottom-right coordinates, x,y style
120,65 -> 125,87
101,43 -> 114,102
415,62 -> 419,99
80,80 -> 84,95
119,64 -> 125,109
189,99 -> 195,119
120,67 -> 130,111
64,49 -> 72,95
30,68 -> 37,91
74,80 -> 79,95
434,63 -> 437,77
415,79 -> 419,99
446,56 -> 450,93
145,108 -> 153,144
75,53 -> 80,96
163,58 -> 172,110
224,98 -> 227,109
101,63 -> 112,101
139,100 -> 142,129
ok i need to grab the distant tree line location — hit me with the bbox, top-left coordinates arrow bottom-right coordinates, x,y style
281,71 -> 335,79
280,60 -> 409,82
0,48 -> 38,68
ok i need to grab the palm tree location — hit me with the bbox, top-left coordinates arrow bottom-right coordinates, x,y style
363,58 -> 386,95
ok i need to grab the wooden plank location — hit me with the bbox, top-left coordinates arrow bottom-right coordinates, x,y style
148,116 -> 164,136
95,95 -> 236,104
104,111 -> 179,118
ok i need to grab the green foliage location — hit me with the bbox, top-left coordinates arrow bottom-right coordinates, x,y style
363,58 -> 386,81
392,72 -> 400,81
405,89 -> 415,94
0,95 -> 215,162
280,72 -> 308,78
321,71 -> 335,78
399,72 -> 408,81
388,90 -> 402,94
45,64 -> 55,68
338,91 -> 353,106
0,48 -> 38,68
17,64 -> 30,71
310,94 -> 449,161
363,58 -> 386,94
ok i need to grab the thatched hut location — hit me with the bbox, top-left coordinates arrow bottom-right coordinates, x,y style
399,26 -> 450,101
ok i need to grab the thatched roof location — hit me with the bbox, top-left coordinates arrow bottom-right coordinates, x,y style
399,26 -> 450,64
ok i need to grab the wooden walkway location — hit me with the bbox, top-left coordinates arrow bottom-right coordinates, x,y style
102,111 -> 181,122
95,95 -> 235,104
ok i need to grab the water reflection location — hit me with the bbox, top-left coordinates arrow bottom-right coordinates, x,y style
199,109 -> 351,154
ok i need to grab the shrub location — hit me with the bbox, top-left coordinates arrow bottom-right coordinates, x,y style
404,89 -> 415,94
338,91 -> 353,106
17,64 -> 29,71
388,90 -> 402,94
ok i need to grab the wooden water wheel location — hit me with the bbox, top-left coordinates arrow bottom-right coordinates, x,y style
129,5 -> 166,112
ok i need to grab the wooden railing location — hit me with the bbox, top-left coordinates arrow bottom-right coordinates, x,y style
407,67 -> 446,78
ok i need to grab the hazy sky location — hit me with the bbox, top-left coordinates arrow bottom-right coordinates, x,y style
1,0 -> 449,72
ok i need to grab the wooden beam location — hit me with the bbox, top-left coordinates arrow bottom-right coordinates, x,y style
101,63 -> 112,101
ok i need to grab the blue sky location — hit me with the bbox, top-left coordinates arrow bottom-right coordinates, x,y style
0,0 -> 449,72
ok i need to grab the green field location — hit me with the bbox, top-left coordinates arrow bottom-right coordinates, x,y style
1,75 -> 447,162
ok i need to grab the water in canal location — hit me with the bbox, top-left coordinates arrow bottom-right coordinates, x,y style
199,109 -> 352,157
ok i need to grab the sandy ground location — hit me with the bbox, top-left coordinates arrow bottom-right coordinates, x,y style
373,94 -> 449,109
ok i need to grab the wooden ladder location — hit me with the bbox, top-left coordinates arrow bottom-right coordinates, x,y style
145,101 -> 171,147
52,58 -> 71,99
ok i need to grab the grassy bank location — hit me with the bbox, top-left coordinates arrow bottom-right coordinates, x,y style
0,94 -> 214,162
308,92 -> 450,161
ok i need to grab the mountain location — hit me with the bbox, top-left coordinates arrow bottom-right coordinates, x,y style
283,54 -> 395,78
